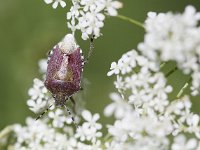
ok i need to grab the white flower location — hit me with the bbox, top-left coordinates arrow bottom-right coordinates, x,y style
107,50 -> 158,77
13,117 -> 56,149
106,45 -> 200,148
75,110 -> 102,143
4,3 -> 200,150
67,1 -> 80,33
11,117 -> 81,149
80,0 -> 104,12
67,0 -> 122,40
82,110 -> 102,130
27,78 -> 53,113
75,125 -> 87,141
172,134 -> 198,150
78,10 -> 105,40
103,0 -> 123,16
104,92 -> 132,119
48,108 -> 66,128
75,124 -> 102,143
185,114 -> 200,138
114,75 -> 125,94
164,96 -> 200,138
44,0 -> 66,9
38,59 -> 47,74
138,5 -> 200,95
108,49 -> 172,113
129,137 -> 169,150
28,78 -> 46,99
67,1 -> 80,20
90,140 -> 101,150
107,62 -> 120,76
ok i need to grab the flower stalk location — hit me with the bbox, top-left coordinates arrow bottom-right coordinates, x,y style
116,14 -> 145,29
165,66 -> 178,78
176,77 -> 192,98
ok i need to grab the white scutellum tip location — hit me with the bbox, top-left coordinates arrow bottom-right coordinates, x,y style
59,34 -> 77,54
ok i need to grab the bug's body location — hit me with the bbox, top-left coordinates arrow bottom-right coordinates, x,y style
45,44 -> 83,107
36,34 -> 94,121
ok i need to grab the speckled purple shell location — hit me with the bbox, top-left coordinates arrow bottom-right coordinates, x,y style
45,45 -> 83,100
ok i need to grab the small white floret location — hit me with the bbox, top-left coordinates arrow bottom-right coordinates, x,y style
44,0 -> 66,9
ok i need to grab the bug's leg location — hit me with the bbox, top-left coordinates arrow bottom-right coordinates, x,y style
64,105 -> 79,129
35,104 -> 53,120
70,97 -> 76,105
80,34 -> 95,72
88,34 -> 95,60
84,34 -> 95,64
70,97 -> 76,113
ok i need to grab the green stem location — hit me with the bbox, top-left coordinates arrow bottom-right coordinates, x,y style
165,66 -> 178,78
116,14 -> 145,29
176,77 -> 192,98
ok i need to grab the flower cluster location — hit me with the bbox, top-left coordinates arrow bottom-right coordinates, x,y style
106,48 -> 200,149
11,110 -> 102,150
75,110 -> 102,146
138,5 -> 200,96
67,0 -> 122,40
44,0 -> 122,40
13,117 -> 69,150
107,50 -> 172,113
44,0 -> 66,9
1,3 -> 200,150
27,78 -> 53,113
3,48 -> 199,149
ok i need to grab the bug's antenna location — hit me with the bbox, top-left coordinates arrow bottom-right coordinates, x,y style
63,105 -> 79,129
35,104 -> 53,120
86,34 -> 95,63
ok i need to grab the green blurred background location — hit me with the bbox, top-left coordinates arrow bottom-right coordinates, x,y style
0,0 -> 200,129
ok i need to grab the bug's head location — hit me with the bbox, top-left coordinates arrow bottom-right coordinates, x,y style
58,34 -> 78,54
53,93 -> 67,107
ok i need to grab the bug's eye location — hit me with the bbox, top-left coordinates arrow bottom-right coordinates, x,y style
59,34 -> 77,54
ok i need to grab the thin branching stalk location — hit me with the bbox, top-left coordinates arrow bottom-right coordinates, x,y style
165,66 -> 178,78
116,14 -> 145,29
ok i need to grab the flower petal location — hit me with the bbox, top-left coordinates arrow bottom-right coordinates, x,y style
60,1 -> 66,8
44,0 -> 53,4
82,110 -> 92,121
52,1 -> 58,9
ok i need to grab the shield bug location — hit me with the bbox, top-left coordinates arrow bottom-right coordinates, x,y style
36,34 -> 95,124
36,34 -> 85,122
